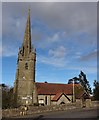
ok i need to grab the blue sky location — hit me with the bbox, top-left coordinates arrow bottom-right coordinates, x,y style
1,2 -> 97,89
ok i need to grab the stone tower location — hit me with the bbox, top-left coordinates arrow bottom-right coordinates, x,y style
14,9 -> 38,106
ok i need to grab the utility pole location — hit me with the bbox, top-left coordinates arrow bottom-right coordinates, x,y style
72,78 -> 75,102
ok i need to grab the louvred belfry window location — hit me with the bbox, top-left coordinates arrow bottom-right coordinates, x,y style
25,62 -> 28,70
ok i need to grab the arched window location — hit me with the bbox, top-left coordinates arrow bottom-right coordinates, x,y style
25,62 -> 28,70
60,101 -> 65,105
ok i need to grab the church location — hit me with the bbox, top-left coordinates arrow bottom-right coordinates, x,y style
13,10 -> 89,107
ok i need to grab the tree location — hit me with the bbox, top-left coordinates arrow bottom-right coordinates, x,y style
68,71 -> 92,94
68,77 -> 80,84
79,71 -> 92,94
93,80 -> 99,100
2,84 -> 15,109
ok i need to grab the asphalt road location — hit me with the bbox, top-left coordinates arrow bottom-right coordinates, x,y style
2,108 -> 99,120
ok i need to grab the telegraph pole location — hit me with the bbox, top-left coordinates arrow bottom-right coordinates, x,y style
72,78 -> 75,102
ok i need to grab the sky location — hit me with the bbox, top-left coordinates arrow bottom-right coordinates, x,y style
1,2 -> 97,90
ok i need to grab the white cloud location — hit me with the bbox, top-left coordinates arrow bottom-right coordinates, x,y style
37,46 -> 68,67
2,16 -> 26,41
2,3 -> 96,50
37,55 -> 67,67
49,46 -> 66,58
47,33 -> 59,42
37,45 -> 97,75
34,32 -> 64,49
37,53 -> 97,74
2,2 -> 97,38
80,50 -> 97,61
2,2 -> 97,65
74,52 -> 82,59
68,66 -> 97,74
2,45 -> 18,57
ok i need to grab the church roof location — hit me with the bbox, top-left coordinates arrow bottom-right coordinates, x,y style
51,92 -> 70,101
36,82 -> 80,95
76,91 -> 90,99
51,92 -> 63,101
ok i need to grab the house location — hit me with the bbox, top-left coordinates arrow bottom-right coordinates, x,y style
36,82 -> 84,105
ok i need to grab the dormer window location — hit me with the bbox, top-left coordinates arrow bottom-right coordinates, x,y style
25,62 -> 28,70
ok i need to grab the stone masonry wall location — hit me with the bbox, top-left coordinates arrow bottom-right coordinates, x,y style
2,101 -> 98,118
2,103 -> 80,118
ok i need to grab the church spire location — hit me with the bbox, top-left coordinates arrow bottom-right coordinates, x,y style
14,9 -> 37,107
22,9 -> 31,58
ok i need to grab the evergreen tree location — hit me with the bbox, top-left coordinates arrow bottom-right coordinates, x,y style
79,71 -> 92,94
68,71 -> 92,94
68,77 -> 80,84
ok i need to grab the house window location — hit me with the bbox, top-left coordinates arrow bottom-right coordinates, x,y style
39,99 -> 44,106
25,63 -> 28,70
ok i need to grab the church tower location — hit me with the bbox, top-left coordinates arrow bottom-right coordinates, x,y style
14,9 -> 38,106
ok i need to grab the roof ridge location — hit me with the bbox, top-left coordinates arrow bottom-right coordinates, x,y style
36,82 -> 67,85
36,82 -> 80,86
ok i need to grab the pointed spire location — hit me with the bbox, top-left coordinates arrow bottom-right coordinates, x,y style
22,9 -> 31,58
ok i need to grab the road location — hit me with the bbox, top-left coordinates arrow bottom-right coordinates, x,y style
2,108 -> 99,120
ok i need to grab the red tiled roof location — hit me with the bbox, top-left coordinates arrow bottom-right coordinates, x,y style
76,91 -> 84,99
36,82 -> 80,95
76,91 -> 90,99
51,92 -> 66,101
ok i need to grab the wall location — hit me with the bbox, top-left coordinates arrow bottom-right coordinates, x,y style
38,95 -> 51,105
38,94 -> 72,106
67,95 -> 72,101
38,95 -> 45,105
47,95 -> 51,105
57,94 -> 71,104
2,103 -> 80,118
52,94 -> 71,105
85,99 -> 92,108
2,101 -> 97,118
76,99 -> 93,108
